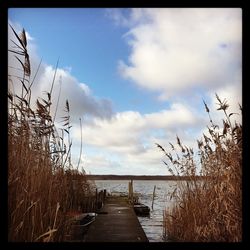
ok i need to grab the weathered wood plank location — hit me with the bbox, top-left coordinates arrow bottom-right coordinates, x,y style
84,196 -> 148,242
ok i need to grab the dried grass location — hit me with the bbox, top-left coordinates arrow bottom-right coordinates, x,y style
158,96 -> 242,242
8,25 -> 95,242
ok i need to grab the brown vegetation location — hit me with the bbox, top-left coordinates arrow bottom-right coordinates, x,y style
8,25 -> 95,242
159,95 -> 242,242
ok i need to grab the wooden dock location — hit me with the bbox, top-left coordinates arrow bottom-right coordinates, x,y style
84,196 -> 148,242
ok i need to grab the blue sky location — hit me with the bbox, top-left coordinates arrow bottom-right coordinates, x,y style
8,8 -> 167,114
8,8 -> 242,175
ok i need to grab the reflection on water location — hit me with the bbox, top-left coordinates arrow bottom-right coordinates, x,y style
94,180 -> 179,242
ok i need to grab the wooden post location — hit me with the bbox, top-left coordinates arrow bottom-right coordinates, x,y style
95,188 -> 98,211
103,189 -> 106,200
163,210 -> 166,238
128,181 -> 131,199
129,180 -> 134,203
151,185 -> 156,210
128,180 -> 133,202
131,180 -> 133,203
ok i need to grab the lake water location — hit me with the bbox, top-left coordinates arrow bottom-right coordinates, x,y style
94,180 -> 179,242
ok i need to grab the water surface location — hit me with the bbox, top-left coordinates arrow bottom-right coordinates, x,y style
95,180 -> 179,242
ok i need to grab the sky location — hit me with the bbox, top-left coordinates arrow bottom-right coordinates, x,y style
8,8 -> 242,175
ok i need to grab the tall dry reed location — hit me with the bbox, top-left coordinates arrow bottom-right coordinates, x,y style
158,95 -> 242,242
8,25 -> 95,242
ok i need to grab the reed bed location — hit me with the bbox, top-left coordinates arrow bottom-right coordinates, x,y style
8,26 -> 95,242
158,95 -> 242,242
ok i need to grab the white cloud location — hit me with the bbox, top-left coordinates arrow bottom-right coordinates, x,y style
115,8 -> 242,100
75,102 -> 199,151
35,66 -> 113,122
79,146 -> 166,175
8,21 -> 113,124
8,12 -> 242,176
145,103 -> 198,129
71,102 -> 206,174
79,82 -> 91,95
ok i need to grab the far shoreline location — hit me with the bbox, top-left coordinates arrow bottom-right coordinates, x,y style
86,174 -> 208,181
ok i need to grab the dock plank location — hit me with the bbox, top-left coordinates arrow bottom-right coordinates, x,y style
84,196 -> 148,242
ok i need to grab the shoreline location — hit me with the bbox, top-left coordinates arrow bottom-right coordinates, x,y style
86,174 -> 208,181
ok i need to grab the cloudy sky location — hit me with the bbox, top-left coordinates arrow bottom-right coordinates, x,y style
8,8 -> 242,175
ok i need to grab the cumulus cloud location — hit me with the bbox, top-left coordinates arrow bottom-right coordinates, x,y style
36,66 -> 113,122
74,102 -> 200,151
8,21 -> 113,124
8,12 -> 242,175
112,8 -> 242,100
82,154 -> 123,175
71,102 -> 206,174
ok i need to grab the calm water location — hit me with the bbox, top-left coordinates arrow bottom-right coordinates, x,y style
94,180 -> 179,242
